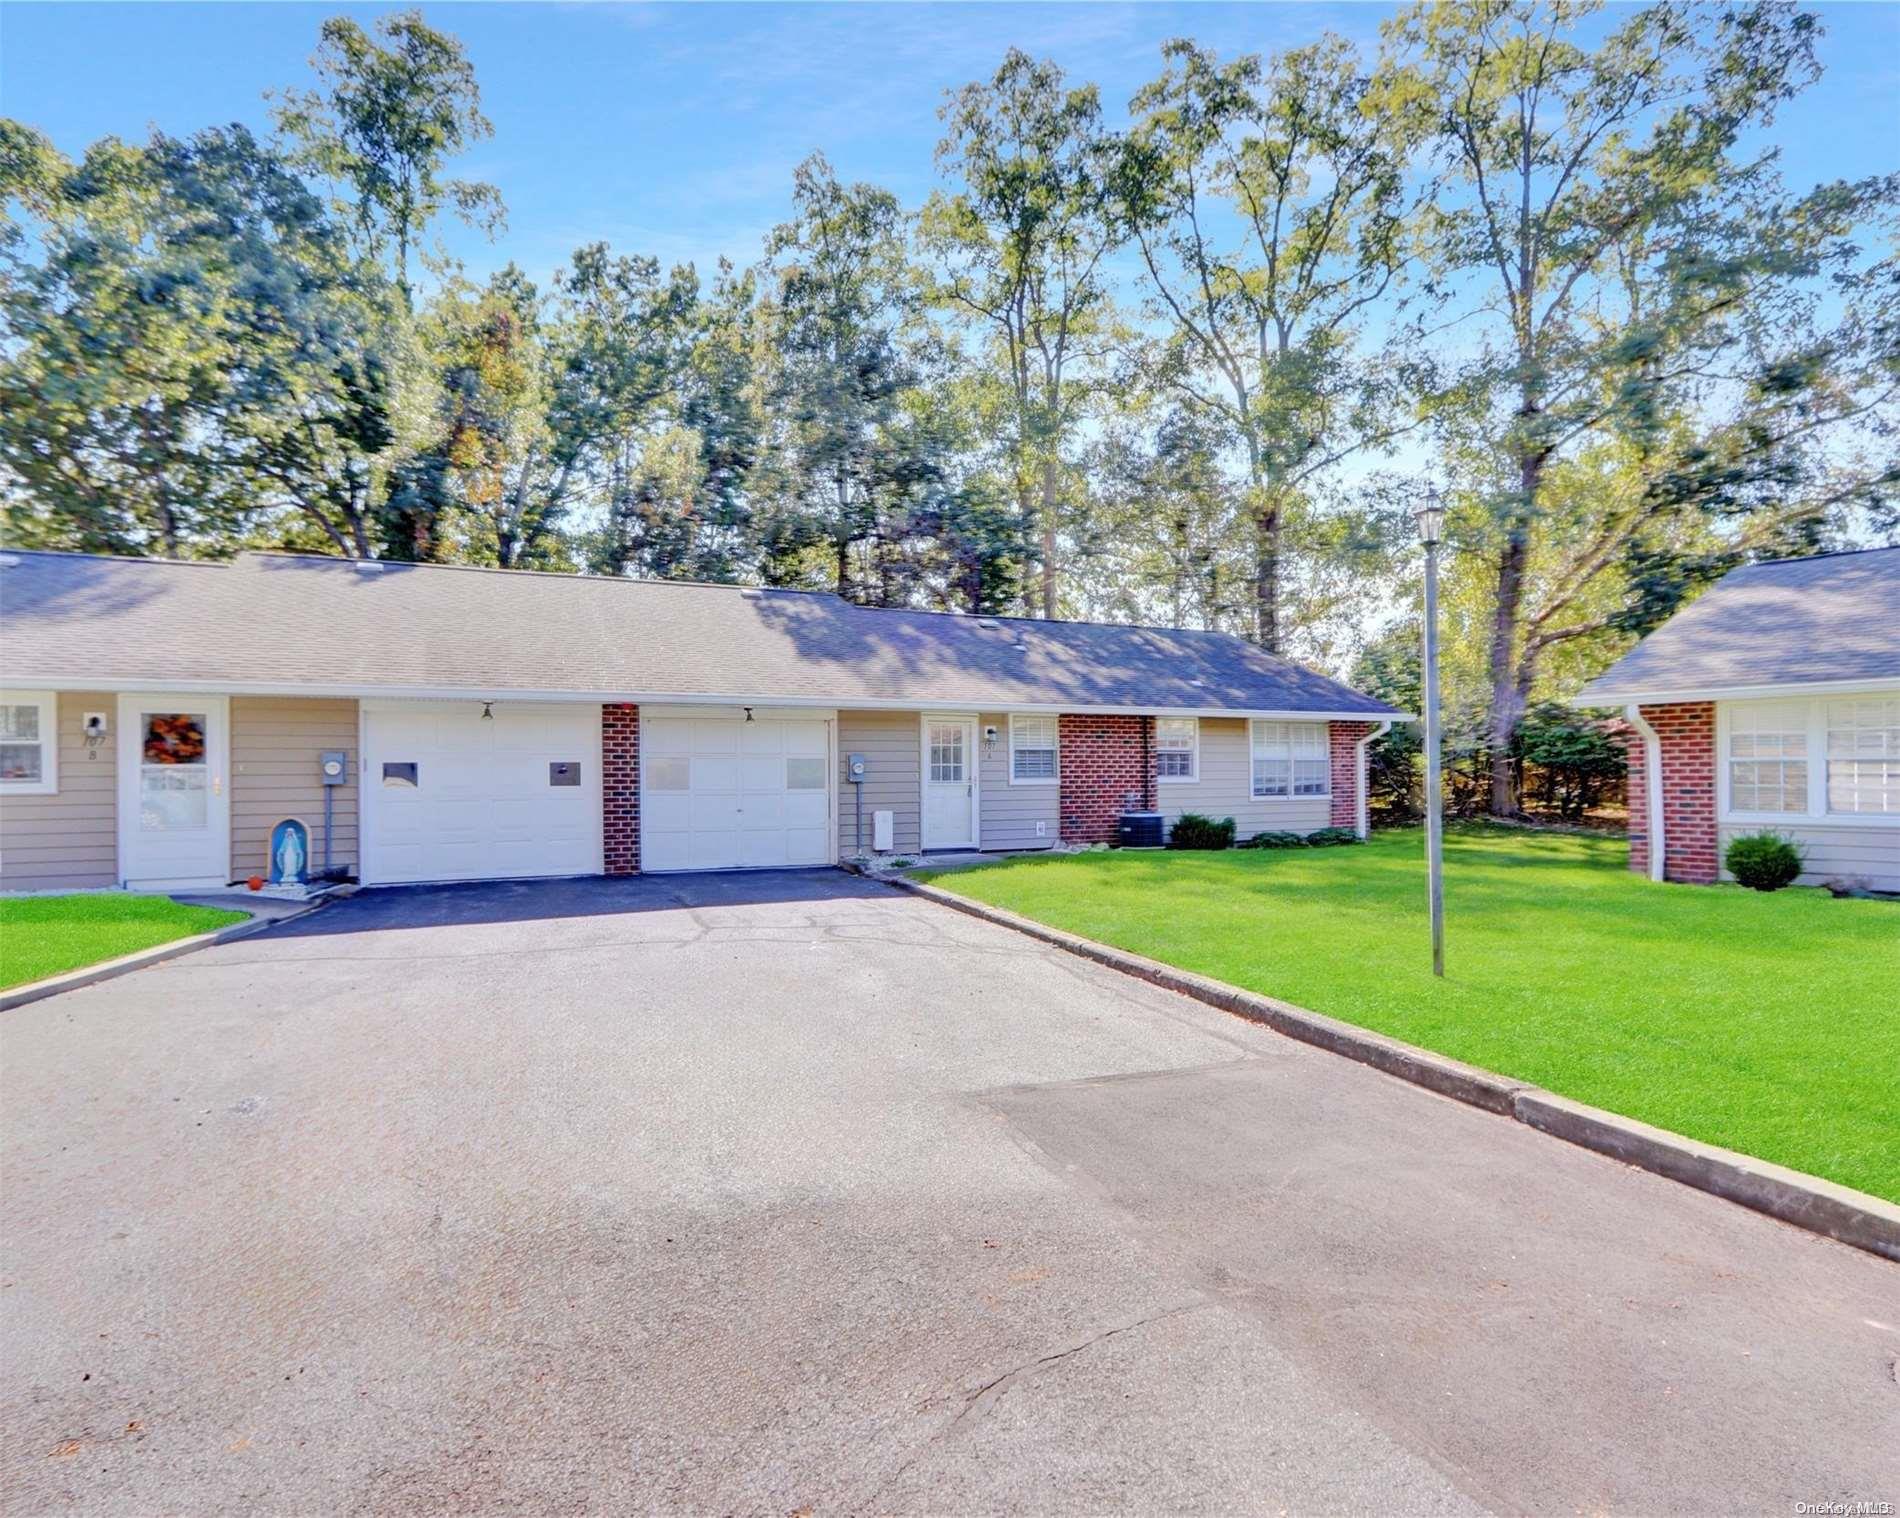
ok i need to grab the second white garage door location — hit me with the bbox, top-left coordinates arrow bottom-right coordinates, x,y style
642,712 -> 833,871
362,701 -> 602,884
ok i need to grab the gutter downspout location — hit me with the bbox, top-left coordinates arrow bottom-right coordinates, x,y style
1354,722 -> 1391,840
1625,704 -> 1665,883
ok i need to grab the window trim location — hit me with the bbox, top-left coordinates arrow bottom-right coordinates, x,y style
1154,716 -> 1199,784
1008,713 -> 1060,787
0,689 -> 57,795
1716,695 -> 1900,828
1248,719 -> 1329,801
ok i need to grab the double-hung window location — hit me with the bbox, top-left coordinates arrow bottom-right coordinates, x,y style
1721,695 -> 1900,821
1250,721 -> 1327,798
0,690 -> 56,795
1825,698 -> 1900,815
1009,715 -> 1058,783
1725,701 -> 1809,815
1155,717 -> 1198,782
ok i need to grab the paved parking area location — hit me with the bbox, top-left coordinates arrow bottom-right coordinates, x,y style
2,872 -> 1895,1514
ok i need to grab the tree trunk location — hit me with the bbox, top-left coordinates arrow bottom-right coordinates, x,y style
1038,457 -> 1058,619
1486,455 -> 1539,816
1253,500 -> 1281,653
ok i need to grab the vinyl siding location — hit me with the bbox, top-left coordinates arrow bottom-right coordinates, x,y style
1155,717 -> 1331,839
977,712 -> 1058,851
0,692 -> 118,891
1717,821 -> 1899,893
837,709 -> 920,857
230,696 -> 359,881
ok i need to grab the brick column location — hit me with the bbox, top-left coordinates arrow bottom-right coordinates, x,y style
1633,701 -> 1717,884
1329,721 -> 1381,835
603,703 -> 640,876
1058,714 -> 1156,845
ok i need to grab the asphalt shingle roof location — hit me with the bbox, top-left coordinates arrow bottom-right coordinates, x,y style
0,550 -> 1400,717
1576,547 -> 1900,703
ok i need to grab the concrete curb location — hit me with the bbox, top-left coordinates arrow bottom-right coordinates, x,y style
0,898 -> 331,1013
888,873 -> 1900,1265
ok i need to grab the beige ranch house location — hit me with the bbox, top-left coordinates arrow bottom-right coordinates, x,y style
1577,546 -> 1899,893
0,550 -> 1403,892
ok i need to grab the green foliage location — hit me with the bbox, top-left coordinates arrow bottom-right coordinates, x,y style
921,828 -> 1900,1202
1166,813 -> 1236,849
1725,832 -> 1804,892
1239,830 -> 1309,849
1,1 -> 1893,685
1304,827 -> 1362,847
1114,32 -> 1431,650
273,9 -> 501,302
1511,703 -> 1626,822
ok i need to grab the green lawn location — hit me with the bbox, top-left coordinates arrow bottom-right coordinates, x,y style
0,894 -> 250,991
921,828 -> 1900,1204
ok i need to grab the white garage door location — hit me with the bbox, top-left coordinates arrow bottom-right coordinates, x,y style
362,701 -> 601,884
642,712 -> 833,871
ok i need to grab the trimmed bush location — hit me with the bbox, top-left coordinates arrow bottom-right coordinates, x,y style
1725,831 -> 1803,892
1168,813 -> 1236,850
1241,830 -> 1309,850
1304,827 -> 1363,847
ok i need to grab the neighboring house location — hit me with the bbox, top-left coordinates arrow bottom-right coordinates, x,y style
1576,547 -> 1899,892
0,550 -> 1402,891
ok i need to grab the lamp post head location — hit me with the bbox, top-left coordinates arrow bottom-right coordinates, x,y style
1414,487 -> 1445,548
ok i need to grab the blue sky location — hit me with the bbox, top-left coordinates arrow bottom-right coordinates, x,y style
5,1 -> 1897,289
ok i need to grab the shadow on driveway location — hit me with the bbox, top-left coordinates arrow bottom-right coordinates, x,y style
259,868 -> 896,940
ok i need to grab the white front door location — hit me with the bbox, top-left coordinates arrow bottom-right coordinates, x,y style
641,712 -> 834,871
117,693 -> 231,889
922,716 -> 978,850
361,701 -> 602,884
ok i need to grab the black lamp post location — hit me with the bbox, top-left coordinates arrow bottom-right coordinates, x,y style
1415,487 -> 1446,978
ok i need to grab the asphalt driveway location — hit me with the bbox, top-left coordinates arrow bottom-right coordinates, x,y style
2,872 -> 1894,1515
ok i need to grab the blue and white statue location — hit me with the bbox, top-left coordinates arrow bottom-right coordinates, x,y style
270,819 -> 308,885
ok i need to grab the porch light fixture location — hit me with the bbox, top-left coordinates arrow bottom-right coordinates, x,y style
481,702 -> 494,721
743,706 -> 755,723
1413,486 -> 1445,548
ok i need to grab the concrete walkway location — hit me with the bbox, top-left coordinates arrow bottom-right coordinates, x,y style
1,872 -> 1894,1515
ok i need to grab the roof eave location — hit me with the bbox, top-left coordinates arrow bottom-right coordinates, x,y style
2,673 -> 1405,722
1570,673 -> 1900,707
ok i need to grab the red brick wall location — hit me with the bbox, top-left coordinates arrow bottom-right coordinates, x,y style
1058,714 -> 1156,844
603,703 -> 640,875
1329,722 -> 1381,835
1627,702 -> 1717,884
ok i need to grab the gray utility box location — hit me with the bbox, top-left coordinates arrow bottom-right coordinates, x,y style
319,750 -> 349,785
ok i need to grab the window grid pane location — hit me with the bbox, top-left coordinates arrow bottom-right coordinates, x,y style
1825,698 -> 1900,814
1251,721 -> 1326,798
0,742 -> 43,782
1010,717 -> 1058,781
0,703 -> 41,741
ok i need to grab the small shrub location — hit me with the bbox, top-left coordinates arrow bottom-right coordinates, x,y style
1725,831 -> 1804,892
1242,830 -> 1309,849
1304,827 -> 1363,847
1168,813 -> 1236,850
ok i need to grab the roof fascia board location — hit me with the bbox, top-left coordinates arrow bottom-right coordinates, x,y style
1571,675 -> 1900,707
4,674 -> 1408,723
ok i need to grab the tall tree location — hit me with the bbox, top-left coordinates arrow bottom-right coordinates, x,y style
273,8 -> 501,306
926,49 -> 1122,618
1381,0 -> 1883,814
755,155 -> 943,604
0,121 -> 396,559
1117,34 -> 1426,652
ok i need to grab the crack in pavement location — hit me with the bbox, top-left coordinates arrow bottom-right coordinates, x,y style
864,1300 -> 1214,1507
